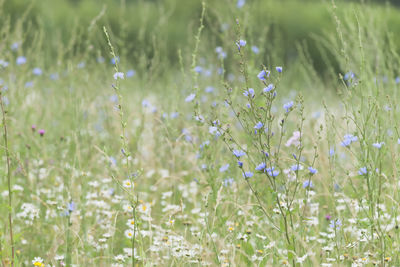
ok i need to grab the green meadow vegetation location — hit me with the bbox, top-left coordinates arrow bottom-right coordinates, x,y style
1,0 -> 400,266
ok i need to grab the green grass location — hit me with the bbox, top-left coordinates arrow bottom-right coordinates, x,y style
1,0 -> 400,266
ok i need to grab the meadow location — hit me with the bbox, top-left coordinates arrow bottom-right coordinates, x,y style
1,0 -> 400,266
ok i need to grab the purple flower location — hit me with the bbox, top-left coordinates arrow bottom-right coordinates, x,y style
266,167 -> 279,177
263,84 -> 274,93
257,70 -> 270,81
113,72 -> 124,80
31,124 -> 37,131
372,142 -> 384,149
283,101 -> 294,113
251,46 -> 259,54
243,88 -> 255,98
16,56 -> 26,65
358,167 -> 367,175
303,180 -> 313,189
185,93 -> 196,102
341,134 -> 358,147
237,161 -> 243,168
233,149 -> 246,158
219,164 -> 230,172
38,129 -> 45,136
276,66 -> 283,73
32,68 -> 42,76
237,0 -> 245,8
194,66 -> 203,73
308,167 -> 317,175
243,171 -> 253,178
255,162 -> 266,171
254,121 -> 263,130
126,69 -> 136,77
329,219 -> 342,229
236,40 -> 246,51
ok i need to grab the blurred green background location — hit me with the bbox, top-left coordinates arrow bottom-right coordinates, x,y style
3,0 -> 400,74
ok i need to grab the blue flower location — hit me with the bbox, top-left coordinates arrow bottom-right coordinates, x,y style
341,134 -> 358,147
237,0 -> 245,8
255,162 -> 266,171
396,77 -> 400,84
16,56 -> 26,65
237,161 -> 243,168
303,180 -> 313,189
219,164 -> 230,172
283,101 -> 294,112
11,42 -> 19,51
25,81 -> 34,88
251,46 -> 259,54
254,121 -> 263,130
344,71 -> 355,81
185,93 -> 196,102
308,167 -> 318,175
358,167 -> 367,175
67,201 -> 76,212
266,167 -> 279,177
236,40 -> 246,51
205,86 -> 214,93
257,70 -> 270,81
111,57 -> 120,65
194,66 -> 203,73
224,178 -> 234,187
276,66 -> 283,73
243,171 -> 253,178
263,83 -> 275,93
329,219 -> 342,229
233,149 -> 246,158
32,68 -> 42,76
215,47 -> 227,59
126,69 -> 136,77
291,164 -> 303,171
113,72 -> 124,80
243,88 -> 255,98
372,142 -> 384,149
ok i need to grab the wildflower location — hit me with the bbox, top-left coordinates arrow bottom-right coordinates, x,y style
32,67 -> 42,76
67,201 -> 75,212
122,179 -> 134,188
341,134 -> 358,147
243,171 -> 253,178
224,178 -> 234,187
237,161 -> 243,168
396,77 -> 400,84
358,167 -> 367,176
113,72 -> 124,80
325,214 -> 332,221
194,66 -> 203,73
291,164 -> 303,172
303,180 -> 314,189
215,47 -> 227,59
233,149 -> 246,158
263,84 -> 274,93
25,81 -> 34,88
285,131 -> 300,147
251,46 -> 259,54
32,257 -> 44,267
266,167 -> 279,177
276,66 -> 283,73
126,69 -> 136,77
243,88 -> 255,98
0,59 -> 9,68
38,129 -> 45,136
185,93 -> 196,102
236,39 -> 246,51
257,70 -> 270,81
372,142 -> 384,149
77,62 -> 85,68
219,164 -> 230,172
255,162 -> 266,171
237,0 -> 245,8
126,219 -> 135,228
308,167 -> 318,175
344,71 -> 355,81
329,219 -> 342,229
283,101 -> 294,112
16,56 -> 26,65
31,124 -> 37,131
11,42 -> 19,50
124,229 -> 134,239
254,121 -> 263,130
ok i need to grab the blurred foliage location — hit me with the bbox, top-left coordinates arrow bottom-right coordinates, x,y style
3,0 -> 400,75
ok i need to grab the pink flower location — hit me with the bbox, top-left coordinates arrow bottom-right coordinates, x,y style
38,129 -> 45,136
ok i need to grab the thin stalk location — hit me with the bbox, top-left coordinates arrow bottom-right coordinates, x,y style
0,90 -> 14,267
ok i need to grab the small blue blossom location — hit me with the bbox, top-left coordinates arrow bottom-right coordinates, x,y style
113,72 -> 124,80
303,180 -> 313,189
251,46 -> 259,54
215,47 -> 227,59
237,0 -> 245,8
372,142 -> 384,149
358,167 -> 367,175
224,178 -> 234,187
205,86 -> 214,93
32,67 -> 42,76
243,88 -> 255,98
263,84 -> 275,93
398,138 -> 400,145
255,162 -> 266,171
219,164 -> 230,172
308,167 -> 318,175
233,149 -> 246,158
329,147 -> 335,156
16,56 -> 26,65
396,77 -> 400,84
111,57 -> 120,65
194,66 -> 203,73
67,201 -> 76,212
276,66 -> 283,73
50,73 -> 59,80
329,219 -> 342,229
126,69 -> 136,77
266,167 -> 279,177
0,59 -> 9,68
344,71 -> 355,81
257,69 -> 270,81
291,164 -> 303,172
237,161 -> 243,168
236,39 -> 246,51
254,121 -> 263,130
283,101 -> 294,112
11,42 -> 19,51
185,93 -> 196,102
243,171 -> 253,178
25,81 -> 34,88
341,134 -> 358,147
